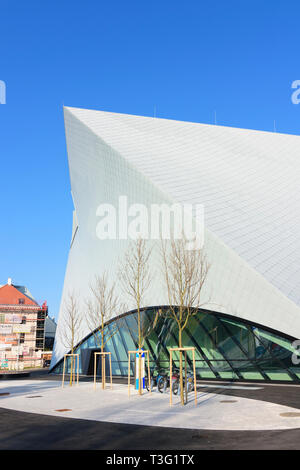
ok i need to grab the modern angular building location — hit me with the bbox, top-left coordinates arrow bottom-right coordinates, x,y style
50,107 -> 300,382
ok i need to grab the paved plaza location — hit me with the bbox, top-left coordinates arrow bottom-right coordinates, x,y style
1,377 -> 300,449
1,379 -> 300,432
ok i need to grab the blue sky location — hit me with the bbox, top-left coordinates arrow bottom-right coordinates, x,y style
0,1 -> 299,318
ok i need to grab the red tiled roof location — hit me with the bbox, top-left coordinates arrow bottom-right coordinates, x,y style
0,284 -> 38,306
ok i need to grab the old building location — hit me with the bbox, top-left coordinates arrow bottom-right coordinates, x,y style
0,278 -> 47,370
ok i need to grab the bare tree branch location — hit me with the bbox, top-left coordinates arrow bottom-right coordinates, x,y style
118,238 -> 155,395
85,272 -> 122,352
59,290 -> 83,352
160,236 -> 210,405
59,290 -> 83,386
118,238 -> 153,349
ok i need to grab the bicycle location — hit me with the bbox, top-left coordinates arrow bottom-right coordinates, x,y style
157,369 -> 169,393
172,369 -> 194,395
146,367 -> 169,392
155,367 -> 180,394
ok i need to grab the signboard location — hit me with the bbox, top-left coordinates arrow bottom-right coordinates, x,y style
13,324 -> 31,334
5,314 -> 22,324
0,325 -> 12,335
135,349 -> 145,390
5,337 -> 16,343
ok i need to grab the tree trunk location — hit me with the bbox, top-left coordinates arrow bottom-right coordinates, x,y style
101,325 -> 105,390
138,307 -> 142,395
102,354 -> 105,390
69,348 -> 73,387
179,329 -> 184,405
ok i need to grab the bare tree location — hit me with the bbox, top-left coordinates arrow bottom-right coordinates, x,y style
59,290 -> 82,386
85,272 -> 121,388
161,237 -> 210,405
119,238 -> 157,394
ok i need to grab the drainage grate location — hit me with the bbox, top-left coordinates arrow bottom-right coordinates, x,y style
220,400 -> 237,403
280,412 -> 300,418
55,409 -> 72,412
26,395 -> 43,398
0,392 -> 10,396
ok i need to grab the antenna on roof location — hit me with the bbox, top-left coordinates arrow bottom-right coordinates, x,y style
273,120 -> 277,133
154,105 -> 156,118
214,110 -> 217,125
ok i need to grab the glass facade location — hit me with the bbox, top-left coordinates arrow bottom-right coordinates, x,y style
51,307 -> 300,383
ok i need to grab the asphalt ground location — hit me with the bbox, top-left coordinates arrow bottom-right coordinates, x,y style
1,405 -> 300,450
1,371 -> 300,450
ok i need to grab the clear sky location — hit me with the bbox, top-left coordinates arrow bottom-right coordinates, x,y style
0,1 -> 299,319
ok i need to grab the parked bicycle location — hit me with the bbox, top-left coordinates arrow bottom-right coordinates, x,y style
156,366 -> 180,394
172,369 -> 194,395
146,367 -> 169,392
146,366 -> 194,396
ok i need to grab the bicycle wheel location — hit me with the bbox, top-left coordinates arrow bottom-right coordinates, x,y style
146,378 -> 154,391
187,377 -> 194,392
157,376 -> 166,393
172,380 -> 179,395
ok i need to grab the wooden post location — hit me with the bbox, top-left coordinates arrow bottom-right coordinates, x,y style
109,353 -> 113,389
169,349 -> 173,406
62,355 -> 66,388
128,353 -> 131,397
103,355 -> 106,389
70,354 -> 73,386
77,354 -> 79,385
192,348 -> 197,406
184,350 -> 187,405
93,352 -> 112,390
93,352 -> 97,390
169,347 -> 197,406
145,350 -> 151,394
62,354 -> 79,388
138,352 -> 141,395
128,350 -> 151,397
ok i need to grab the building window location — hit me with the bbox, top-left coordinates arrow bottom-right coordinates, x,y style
50,307 -> 300,383
18,298 -> 25,305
